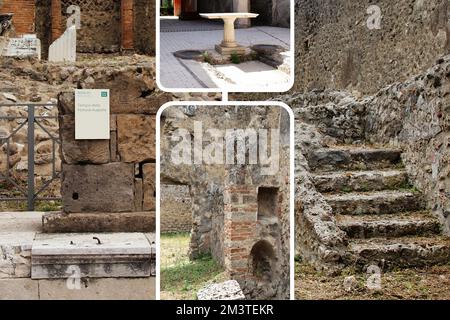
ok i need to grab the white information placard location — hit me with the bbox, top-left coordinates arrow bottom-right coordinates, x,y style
75,89 -> 110,140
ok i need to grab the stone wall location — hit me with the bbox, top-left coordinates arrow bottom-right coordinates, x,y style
61,0 -> 121,53
160,184 -> 193,233
364,55 -> 450,235
134,0 -> 155,55
43,62 -> 167,233
286,56 -> 450,268
294,0 -> 450,95
160,105 -> 291,299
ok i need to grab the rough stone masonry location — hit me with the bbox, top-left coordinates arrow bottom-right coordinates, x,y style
160,105 -> 291,300
43,61 -> 170,233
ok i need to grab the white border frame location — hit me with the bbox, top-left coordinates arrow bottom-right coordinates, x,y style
156,101 -> 295,300
156,1 -> 295,93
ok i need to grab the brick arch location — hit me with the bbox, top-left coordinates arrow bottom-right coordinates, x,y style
249,240 -> 276,281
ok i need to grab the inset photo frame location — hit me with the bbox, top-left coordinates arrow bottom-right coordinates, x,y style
156,1 -> 295,93
156,101 -> 295,300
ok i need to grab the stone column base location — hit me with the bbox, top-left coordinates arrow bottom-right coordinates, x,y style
215,44 -> 246,56
42,212 -> 155,233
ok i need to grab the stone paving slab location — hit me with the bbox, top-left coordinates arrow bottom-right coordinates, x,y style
0,211 -> 43,232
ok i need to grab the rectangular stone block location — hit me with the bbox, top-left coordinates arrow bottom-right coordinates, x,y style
32,233 -> 154,279
142,163 -> 156,211
61,163 -> 134,213
42,212 -> 156,233
117,115 -> 156,163
59,115 -> 110,164
38,277 -> 155,300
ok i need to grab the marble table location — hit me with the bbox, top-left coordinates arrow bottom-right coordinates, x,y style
200,13 -> 259,55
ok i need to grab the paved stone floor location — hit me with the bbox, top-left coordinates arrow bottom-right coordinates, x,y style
159,19 -> 291,89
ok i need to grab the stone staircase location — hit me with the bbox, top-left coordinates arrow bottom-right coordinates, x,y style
308,146 -> 450,270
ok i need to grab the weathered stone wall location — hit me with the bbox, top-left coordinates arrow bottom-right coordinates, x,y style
46,61 -> 167,232
61,0 -> 121,53
160,184 -> 193,233
364,56 -> 450,234
287,56 -> 450,268
160,105 -> 291,299
134,0 -> 155,55
294,0 -> 450,94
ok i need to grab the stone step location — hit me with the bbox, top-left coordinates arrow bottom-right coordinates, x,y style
308,147 -> 402,172
346,236 -> 450,270
337,212 -> 441,239
31,233 -> 154,280
324,190 -> 425,215
312,170 -> 409,193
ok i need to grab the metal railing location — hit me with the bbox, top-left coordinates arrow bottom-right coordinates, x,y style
0,102 -> 61,210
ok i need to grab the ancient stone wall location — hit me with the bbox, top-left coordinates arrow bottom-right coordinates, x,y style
364,56 -> 450,234
160,184 -> 193,233
61,0 -> 121,53
287,56 -> 450,268
160,105 -> 291,299
43,62 -> 169,232
134,0 -> 155,55
294,0 -> 450,94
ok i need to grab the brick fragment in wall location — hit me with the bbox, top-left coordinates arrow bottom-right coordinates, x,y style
59,115 -> 110,164
61,163 -> 135,213
142,163 -> 156,211
134,178 -> 143,212
117,114 -> 155,163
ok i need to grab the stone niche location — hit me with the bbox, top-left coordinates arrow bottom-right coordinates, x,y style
42,65 -> 161,233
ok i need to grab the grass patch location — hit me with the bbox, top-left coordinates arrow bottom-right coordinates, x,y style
160,232 -> 225,300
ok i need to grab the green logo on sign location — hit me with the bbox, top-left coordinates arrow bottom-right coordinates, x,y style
101,91 -> 108,98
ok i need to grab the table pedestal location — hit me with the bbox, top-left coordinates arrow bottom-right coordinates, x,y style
216,17 -> 246,55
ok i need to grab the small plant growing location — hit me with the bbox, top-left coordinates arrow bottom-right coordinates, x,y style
202,51 -> 212,64
231,52 -> 241,64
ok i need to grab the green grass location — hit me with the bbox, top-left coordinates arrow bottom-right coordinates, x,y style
160,232 -> 225,300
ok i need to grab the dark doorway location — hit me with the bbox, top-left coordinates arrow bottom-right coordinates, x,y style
250,0 -> 273,26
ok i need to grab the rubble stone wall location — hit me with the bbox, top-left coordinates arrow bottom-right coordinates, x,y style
294,0 -> 450,94
61,0 -> 121,53
160,105 -> 291,299
286,56 -> 450,268
365,56 -> 450,234
160,184 -> 193,233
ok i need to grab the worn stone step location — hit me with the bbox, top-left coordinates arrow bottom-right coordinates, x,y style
337,212 -> 441,239
31,233 -> 154,280
324,190 -> 425,215
346,236 -> 450,270
308,147 -> 402,172
312,170 -> 409,193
